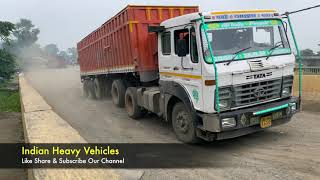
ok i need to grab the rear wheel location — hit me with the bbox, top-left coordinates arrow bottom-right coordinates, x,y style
87,80 -> 96,99
104,79 -> 112,98
94,78 -> 104,99
111,80 -> 126,107
172,102 -> 200,144
83,80 -> 89,98
125,87 -> 143,119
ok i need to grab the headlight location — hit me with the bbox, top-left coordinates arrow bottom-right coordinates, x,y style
217,87 -> 232,110
219,100 -> 230,109
282,87 -> 291,97
222,118 -> 236,128
282,76 -> 293,97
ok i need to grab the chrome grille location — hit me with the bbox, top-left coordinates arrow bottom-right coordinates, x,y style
233,78 -> 282,107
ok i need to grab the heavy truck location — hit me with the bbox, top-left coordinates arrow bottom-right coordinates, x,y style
77,5 -> 301,143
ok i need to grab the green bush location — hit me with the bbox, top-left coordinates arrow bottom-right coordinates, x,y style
0,90 -> 20,112
0,49 -> 16,84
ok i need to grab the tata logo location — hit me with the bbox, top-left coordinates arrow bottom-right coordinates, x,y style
254,87 -> 266,98
246,72 -> 272,80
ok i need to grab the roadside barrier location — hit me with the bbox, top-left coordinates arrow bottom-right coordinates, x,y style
19,74 -> 143,180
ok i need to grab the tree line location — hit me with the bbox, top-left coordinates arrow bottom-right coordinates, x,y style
0,19 -> 78,83
300,48 -> 320,56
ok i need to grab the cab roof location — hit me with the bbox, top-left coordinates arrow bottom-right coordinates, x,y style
161,9 -> 279,28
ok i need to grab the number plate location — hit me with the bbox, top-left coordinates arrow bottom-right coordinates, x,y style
260,116 -> 272,128
272,111 -> 283,120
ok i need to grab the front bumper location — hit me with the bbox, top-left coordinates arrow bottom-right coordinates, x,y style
200,96 -> 300,140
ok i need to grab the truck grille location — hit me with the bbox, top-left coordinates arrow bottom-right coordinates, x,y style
233,78 -> 282,107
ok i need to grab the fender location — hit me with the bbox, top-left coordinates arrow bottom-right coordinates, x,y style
159,80 -> 197,121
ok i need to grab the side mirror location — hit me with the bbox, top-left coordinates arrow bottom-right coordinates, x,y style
176,39 -> 187,57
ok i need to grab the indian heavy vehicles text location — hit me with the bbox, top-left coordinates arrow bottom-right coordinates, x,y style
77,6 -> 300,143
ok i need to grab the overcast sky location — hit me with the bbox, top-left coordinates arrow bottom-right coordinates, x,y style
1,0 -> 320,51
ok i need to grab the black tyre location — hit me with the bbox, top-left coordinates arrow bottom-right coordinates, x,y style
172,102 -> 200,144
111,80 -> 125,107
83,80 -> 89,98
125,87 -> 144,119
94,78 -> 104,99
87,80 -> 96,99
104,79 -> 112,98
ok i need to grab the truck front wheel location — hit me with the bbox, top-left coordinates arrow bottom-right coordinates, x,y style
111,80 -> 125,107
125,87 -> 143,119
172,102 -> 200,144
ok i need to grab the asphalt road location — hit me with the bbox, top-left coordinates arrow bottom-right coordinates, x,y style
25,67 -> 320,180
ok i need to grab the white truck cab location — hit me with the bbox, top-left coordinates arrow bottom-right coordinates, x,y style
152,10 -> 299,142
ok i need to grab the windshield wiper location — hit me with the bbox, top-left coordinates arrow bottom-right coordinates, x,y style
266,42 -> 284,60
226,46 -> 252,66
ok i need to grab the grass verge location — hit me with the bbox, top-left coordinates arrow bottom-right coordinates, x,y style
0,90 -> 21,112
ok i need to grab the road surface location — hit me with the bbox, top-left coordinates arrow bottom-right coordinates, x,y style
25,67 -> 320,180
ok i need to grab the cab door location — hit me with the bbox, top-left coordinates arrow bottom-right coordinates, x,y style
159,25 -> 203,110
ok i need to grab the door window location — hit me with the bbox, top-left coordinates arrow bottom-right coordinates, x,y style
161,32 -> 171,55
190,27 -> 198,63
174,29 -> 190,55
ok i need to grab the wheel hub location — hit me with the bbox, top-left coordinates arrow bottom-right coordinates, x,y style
176,112 -> 189,133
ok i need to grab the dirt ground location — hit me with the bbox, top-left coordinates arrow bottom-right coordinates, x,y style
0,112 -> 27,180
25,67 -> 320,180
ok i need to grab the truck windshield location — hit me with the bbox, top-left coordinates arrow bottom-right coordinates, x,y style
202,19 -> 291,63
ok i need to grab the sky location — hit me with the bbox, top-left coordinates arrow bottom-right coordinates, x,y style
1,0 -> 320,52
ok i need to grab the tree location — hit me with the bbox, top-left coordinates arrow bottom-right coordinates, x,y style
0,49 -> 16,82
67,47 -> 78,64
12,19 -> 40,48
300,49 -> 314,56
3,19 -> 41,69
0,21 -> 15,44
0,21 -> 15,83
43,44 -> 59,57
58,50 -> 69,61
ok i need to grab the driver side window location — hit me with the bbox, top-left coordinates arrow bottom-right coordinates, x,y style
174,29 -> 190,55
174,27 -> 199,63
190,27 -> 198,63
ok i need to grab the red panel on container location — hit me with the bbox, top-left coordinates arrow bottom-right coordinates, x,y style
77,5 -> 199,76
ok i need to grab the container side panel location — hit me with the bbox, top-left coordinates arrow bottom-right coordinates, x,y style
77,6 -> 198,78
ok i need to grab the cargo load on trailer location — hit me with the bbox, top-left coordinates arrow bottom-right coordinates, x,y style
77,5 -> 198,82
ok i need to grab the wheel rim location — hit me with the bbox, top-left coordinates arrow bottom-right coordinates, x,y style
126,95 -> 133,115
176,111 -> 190,133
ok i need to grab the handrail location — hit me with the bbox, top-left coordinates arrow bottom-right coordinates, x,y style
199,13 -> 220,113
285,13 -> 303,109
295,66 -> 320,75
